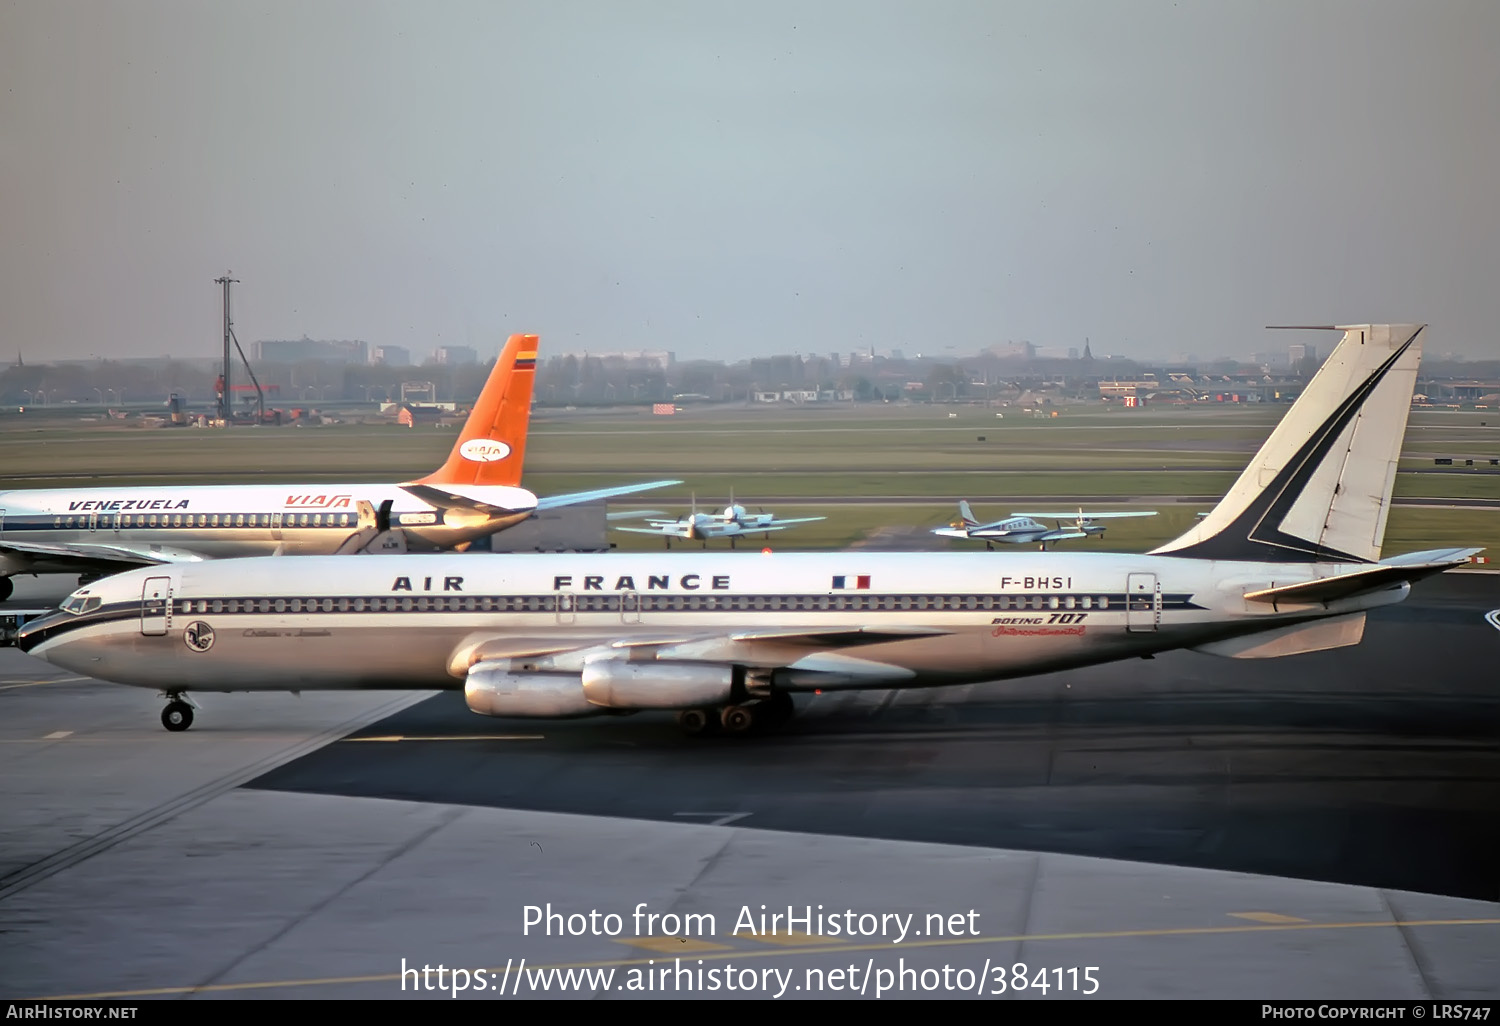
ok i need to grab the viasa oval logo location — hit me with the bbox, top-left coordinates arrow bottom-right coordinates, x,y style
460,439 -> 512,462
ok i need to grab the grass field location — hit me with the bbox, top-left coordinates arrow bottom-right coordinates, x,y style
1,403 -> 1494,558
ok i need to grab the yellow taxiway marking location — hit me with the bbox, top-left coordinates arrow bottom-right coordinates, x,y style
736,930 -> 846,946
615,936 -> 733,954
1230,912 -> 1309,924
343,735 -> 545,742
0,677 -> 87,691
42,731 -> 73,740
31,917 -> 1500,1000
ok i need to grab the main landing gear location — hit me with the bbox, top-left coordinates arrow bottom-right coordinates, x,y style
675,692 -> 796,738
160,692 -> 197,732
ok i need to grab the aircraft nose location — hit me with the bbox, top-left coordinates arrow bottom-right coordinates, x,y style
15,612 -> 68,655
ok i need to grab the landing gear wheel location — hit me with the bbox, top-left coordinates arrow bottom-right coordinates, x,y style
676,708 -> 717,736
719,705 -> 756,734
0,577 -> 11,601
161,701 -> 193,732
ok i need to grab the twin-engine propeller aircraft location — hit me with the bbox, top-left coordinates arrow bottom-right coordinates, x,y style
0,334 -> 678,599
933,504 -> 1158,550
17,325 -> 1483,737
613,498 -> 825,548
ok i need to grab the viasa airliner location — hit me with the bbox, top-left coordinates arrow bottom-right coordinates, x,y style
17,325 -> 1482,735
0,334 -> 678,600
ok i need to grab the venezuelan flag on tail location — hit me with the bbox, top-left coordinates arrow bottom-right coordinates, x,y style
413,333 -> 538,488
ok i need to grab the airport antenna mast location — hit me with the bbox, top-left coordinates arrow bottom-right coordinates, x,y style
215,274 -> 238,424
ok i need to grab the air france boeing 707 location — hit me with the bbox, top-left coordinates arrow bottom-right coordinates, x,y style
18,325 -> 1482,736
0,334 -> 679,599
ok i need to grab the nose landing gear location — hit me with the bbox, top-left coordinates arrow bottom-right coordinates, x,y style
160,692 -> 197,732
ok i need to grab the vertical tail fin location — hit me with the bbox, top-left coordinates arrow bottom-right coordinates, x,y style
1151,324 -> 1425,564
410,334 -> 538,488
958,500 -> 978,526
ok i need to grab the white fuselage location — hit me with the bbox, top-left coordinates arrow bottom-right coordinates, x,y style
18,550 -> 1405,694
0,483 -> 538,571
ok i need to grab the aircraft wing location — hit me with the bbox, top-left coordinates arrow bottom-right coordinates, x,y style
1012,511 -> 1158,519
1037,530 -> 1089,542
761,517 -> 826,526
0,538 -> 211,572
611,525 -> 690,537
534,480 -> 682,511
605,510 -> 665,521
460,625 -> 954,678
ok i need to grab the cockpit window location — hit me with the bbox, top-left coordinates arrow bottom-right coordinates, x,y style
61,593 -> 102,615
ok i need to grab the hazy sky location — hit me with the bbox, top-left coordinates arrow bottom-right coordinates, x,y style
3,1 -> 1497,363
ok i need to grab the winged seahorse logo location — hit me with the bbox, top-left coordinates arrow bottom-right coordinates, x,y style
184,621 -> 215,653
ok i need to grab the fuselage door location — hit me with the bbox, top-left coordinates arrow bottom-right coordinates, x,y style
1126,572 -> 1159,632
140,575 -> 172,636
556,591 -> 576,625
621,590 -> 641,624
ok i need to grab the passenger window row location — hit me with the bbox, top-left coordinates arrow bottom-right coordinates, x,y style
170,593 -> 1127,616
51,512 -> 357,529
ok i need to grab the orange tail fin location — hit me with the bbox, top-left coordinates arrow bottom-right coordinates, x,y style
411,333 -> 537,487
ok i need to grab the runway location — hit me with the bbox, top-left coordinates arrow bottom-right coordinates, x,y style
1,571 -> 1496,999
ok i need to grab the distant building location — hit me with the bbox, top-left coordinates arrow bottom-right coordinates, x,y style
253,338 -> 369,364
1098,378 -> 1160,399
1288,344 -> 1317,365
434,345 -> 479,366
372,345 -> 411,367
395,403 -> 462,427
986,341 -> 1036,360
560,349 -> 675,369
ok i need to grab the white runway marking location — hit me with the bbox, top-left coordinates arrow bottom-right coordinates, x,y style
674,812 -> 752,826
1485,609 -> 1500,633
43,731 -> 73,739
0,676 -> 87,691
342,734 -> 544,742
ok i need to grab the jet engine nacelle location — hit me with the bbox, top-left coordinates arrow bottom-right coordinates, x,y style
463,662 -> 602,718
580,660 -> 735,710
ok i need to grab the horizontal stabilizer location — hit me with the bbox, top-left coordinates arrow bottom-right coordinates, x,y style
534,480 -> 682,511
1192,613 -> 1366,659
1378,546 -> 1485,567
399,483 -> 531,514
1243,548 -> 1481,605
